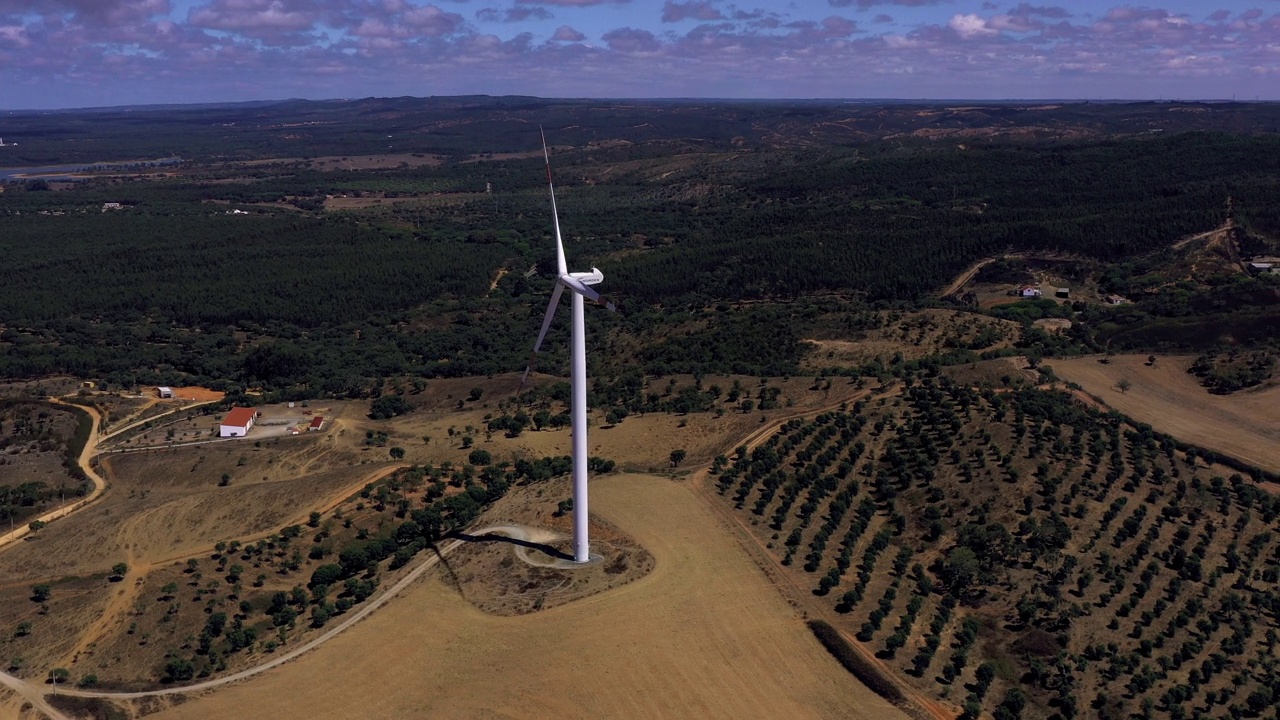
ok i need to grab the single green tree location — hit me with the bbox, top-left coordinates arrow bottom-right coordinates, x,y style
30,584 -> 51,603
941,547 -> 980,595
670,449 -> 687,467
389,446 -> 405,460
110,562 -> 129,580
164,658 -> 195,682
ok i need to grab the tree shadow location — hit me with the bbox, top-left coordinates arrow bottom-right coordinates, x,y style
450,531 -> 575,562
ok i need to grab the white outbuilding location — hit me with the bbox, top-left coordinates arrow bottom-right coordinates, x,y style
219,407 -> 256,438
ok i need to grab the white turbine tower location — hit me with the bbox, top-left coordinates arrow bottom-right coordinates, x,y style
523,129 -> 615,564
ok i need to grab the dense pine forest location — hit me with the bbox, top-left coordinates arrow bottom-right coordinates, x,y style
0,99 -> 1278,393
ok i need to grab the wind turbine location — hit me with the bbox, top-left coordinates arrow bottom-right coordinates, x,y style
523,129 -> 615,564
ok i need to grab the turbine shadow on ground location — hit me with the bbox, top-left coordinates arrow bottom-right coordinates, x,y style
452,531 -> 575,562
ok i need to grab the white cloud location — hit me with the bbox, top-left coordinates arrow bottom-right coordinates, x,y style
948,13 -> 996,39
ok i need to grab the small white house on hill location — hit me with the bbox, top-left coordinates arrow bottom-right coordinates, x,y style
219,407 -> 256,438
1019,285 -> 1042,298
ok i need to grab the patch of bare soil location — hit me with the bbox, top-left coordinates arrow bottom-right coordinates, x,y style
942,356 -> 1037,388
1031,317 -> 1072,333
446,478 -> 654,616
168,388 -> 224,403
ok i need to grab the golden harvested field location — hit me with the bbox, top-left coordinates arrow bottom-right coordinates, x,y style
149,474 -> 907,720
1051,354 -> 1280,472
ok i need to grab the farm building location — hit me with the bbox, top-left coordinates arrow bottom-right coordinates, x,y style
1056,287 -> 1070,298
309,416 -> 325,432
1019,285 -> 1042,298
157,386 -> 173,398
219,407 -> 256,438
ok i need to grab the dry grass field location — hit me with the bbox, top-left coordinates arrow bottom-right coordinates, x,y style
378,373 -> 871,473
0,430 -> 383,680
141,474 -> 907,720
802,309 -> 1018,370
1051,354 -> 1280,472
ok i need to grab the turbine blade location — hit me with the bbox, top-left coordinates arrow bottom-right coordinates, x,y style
520,281 -> 565,391
541,127 -> 569,276
532,282 -> 565,355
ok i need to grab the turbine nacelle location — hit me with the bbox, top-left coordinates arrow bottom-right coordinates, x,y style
568,267 -> 604,286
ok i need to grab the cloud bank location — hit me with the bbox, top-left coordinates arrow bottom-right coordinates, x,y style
0,1 -> 1276,108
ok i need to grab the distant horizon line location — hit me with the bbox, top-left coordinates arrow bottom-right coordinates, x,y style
2,94 -> 1275,115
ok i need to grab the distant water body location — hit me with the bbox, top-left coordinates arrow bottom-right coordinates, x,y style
0,156 -> 183,181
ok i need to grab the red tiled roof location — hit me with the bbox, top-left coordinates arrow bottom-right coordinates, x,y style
309,416 -> 324,428
222,407 -> 256,428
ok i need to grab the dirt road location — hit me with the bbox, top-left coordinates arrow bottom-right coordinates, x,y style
97,399 -> 220,444
0,398 -> 222,554
0,534 -> 468,720
49,535 -> 466,703
939,257 -> 999,297
0,401 -> 106,552
0,671 -> 67,720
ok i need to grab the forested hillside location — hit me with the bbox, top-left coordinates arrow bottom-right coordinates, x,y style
1,99 -> 1278,392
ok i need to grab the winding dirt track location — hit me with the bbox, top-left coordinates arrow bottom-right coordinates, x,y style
0,522 -> 563,719
0,533 -> 481,719
53,535 -> 466,702
0,398 -> 223,554
0,401 -> 106,552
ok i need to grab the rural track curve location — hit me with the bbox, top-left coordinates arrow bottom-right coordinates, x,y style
0,525 -> 536,716
0,400 -> 106,553
0,397 -> 219,553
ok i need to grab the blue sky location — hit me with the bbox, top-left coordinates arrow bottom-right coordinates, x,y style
0,1 -> 1277,109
